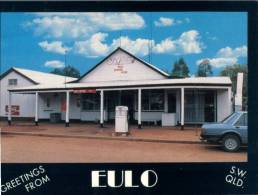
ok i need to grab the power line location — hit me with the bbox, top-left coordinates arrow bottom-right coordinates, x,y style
148,13 -> 153,64
64,49 -> 67,88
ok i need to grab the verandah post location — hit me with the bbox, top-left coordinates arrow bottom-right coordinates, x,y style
35,91 -> 39,126
181,87 -> 185,130
100,90 -> 104,128
138,88 -> 142,129
65,91 -> 70,127
8,91 -> 12,125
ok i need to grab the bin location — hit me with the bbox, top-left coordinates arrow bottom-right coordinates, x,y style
50,112 -> 61,123
115,106 -> 128,133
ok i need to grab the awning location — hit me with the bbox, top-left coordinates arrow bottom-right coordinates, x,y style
9,77 -> 232,93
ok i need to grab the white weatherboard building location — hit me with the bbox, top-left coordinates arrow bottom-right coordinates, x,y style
0,67 -> 77,119
1,48 -> 233,129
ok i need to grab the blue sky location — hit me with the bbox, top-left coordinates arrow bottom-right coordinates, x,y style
1,12 -> 247,76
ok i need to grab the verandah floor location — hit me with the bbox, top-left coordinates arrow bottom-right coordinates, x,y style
0,121 -> 202,143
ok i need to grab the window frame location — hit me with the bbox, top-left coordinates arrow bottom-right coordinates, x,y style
8,78 -> 18,86
81,93 -> 100,111
137,90 -> 165,112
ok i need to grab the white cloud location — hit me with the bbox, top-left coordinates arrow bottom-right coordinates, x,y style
74,34 -> 153,58
153,30 -> 203,54
44,60 -> 64,68
116,30 -> 203,56
26,13 -> 199,58
208,36 -> 218,41
216,45 -> 247,58
154,17 -> 190,27
25,12 -> 145,39
205,31 -> 218,41
176,30 -> 202,54
86,12 -> 145,31
110,36 -> 154,57
28,16 -> 91,38
153,38 -> 176,53
176,18 -> 190,25
38,41 -> 70,54
196,57 -> 238,68
196,45 -> 247,68
73,30 -> 203,58
74,32 -> 110,58
154,17 -> 174,27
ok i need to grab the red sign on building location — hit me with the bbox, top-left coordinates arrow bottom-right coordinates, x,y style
5,105 -> 20,116
73,89 -> 96,94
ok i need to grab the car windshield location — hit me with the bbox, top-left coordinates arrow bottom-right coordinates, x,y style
222,112 -> 241,124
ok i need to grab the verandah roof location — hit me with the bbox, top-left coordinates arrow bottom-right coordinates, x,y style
9,77 -> 232,92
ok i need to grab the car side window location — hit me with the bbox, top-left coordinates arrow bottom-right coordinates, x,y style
235,113 -> 247,126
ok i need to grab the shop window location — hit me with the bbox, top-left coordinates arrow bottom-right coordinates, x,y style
184,90 -> 216,123
142,91 -> 150,111
8,79 -> 17,86
150,91 -> 164,110
141,90 -> 164,111
81,94 -> 100,111
76,98 -> 81,107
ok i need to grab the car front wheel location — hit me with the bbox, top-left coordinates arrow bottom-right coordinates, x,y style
222,134 -> 240,152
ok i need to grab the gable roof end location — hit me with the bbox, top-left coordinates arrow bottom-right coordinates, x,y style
0,67 -> 77,84
75,47 -> 169,82
0,67 -> 38,84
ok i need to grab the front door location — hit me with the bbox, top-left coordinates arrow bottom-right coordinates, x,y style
167,93 -> 176,113
204,91 -> 216,122
106,91 -> 119,121
121,91 -> 135,123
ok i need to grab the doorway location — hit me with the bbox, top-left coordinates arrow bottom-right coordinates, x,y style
121,90 -> 135,123
106,90 -> 136,123
167,92 -> 176,113
204,91 -> 216,122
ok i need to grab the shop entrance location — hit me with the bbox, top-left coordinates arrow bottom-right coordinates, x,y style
106,90 -> 136,123
121,91 -> 135,123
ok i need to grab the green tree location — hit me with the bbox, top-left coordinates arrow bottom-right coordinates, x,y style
220,64 -> 248,110
51,65 -> 80,78
171,58 -> 190,78
197,59 -> 213,77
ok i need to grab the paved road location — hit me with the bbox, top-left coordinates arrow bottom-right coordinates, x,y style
1,134 -> 247,163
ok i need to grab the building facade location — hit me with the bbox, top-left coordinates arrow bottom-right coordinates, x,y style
1,48 -> 233,128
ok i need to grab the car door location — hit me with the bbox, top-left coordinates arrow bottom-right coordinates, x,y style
234,113 -> 248,144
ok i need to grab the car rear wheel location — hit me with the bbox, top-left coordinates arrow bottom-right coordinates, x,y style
222,134 -> 240,152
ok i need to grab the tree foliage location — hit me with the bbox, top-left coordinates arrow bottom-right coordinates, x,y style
220,64 -> 248,109
171,58 -> 190,78
51,65 -> 80,78
197,59 -> 213,77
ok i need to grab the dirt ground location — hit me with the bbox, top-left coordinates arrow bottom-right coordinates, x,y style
1,134 -> 247,163
0,122 -> 202,142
